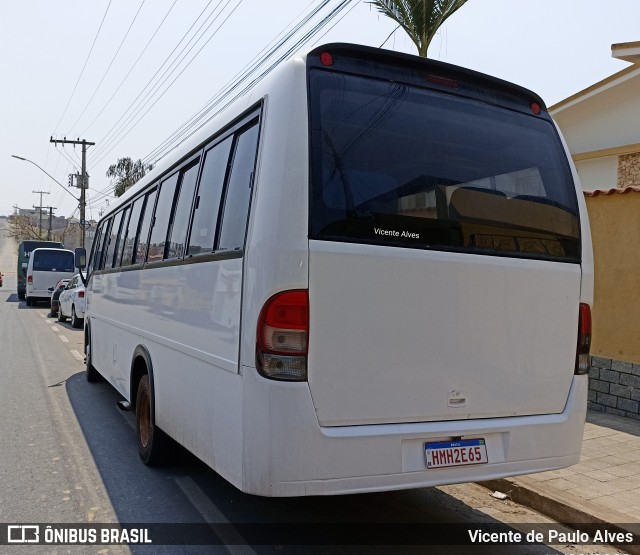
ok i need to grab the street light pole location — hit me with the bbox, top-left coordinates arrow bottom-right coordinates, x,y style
12,154 -> 82,244
11,155 -> 80,202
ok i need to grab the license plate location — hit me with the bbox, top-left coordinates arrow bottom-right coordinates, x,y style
425,438 -> 488,469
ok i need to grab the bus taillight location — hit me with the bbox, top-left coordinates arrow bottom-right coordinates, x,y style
575,303 -> 592,374
257,290 -> 308,381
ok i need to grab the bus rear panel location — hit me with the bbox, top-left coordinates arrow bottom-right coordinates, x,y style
244,44 -> 592,495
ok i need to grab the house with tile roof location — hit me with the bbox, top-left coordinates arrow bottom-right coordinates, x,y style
550,42 -> 640,418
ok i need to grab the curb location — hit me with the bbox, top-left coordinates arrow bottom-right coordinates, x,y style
478,477 -> 640,555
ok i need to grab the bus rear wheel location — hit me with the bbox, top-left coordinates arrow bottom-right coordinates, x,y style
136,374 -> 167,465
85,330 -> 101,382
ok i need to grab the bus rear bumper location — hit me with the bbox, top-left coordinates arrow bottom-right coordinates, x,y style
242,371 -> 588,497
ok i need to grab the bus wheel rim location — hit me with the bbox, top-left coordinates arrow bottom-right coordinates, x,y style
139,394 -> 151,448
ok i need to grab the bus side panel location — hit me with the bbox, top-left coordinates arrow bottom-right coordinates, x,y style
239,62 -> 311,493
88,260 -> 246,488
239,61 -> 310,379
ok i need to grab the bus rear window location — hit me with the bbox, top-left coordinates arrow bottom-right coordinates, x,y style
33,251 -> 75,272
308,70 -> 580,262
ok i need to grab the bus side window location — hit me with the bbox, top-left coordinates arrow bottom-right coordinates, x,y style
188,137 -> 233,256
135,188 -> 158,264
217,122 -> 260,252
148,174 -> 179,263
114,206 -> 131,268
97,218 -> 113,270
166,160 -> 200,260
120,196 -> 145,267
104,210 -> 125,269
88,225 -> 102,275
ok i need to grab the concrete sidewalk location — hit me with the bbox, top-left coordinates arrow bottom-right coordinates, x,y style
480,410 -> 640,552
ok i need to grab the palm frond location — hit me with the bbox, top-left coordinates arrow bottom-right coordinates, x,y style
369,0 -> 469,56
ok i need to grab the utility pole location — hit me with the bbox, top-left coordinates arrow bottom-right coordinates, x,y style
50,137 -> 95,248
43,206 -> 56,240
32,190 -> 49,238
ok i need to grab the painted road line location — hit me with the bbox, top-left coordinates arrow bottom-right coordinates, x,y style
174,476 -> 255,554
59,336 -> 69,343
70,350 -> 84,361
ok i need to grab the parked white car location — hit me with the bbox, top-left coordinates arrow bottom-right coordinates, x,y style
58,274 -> 86,328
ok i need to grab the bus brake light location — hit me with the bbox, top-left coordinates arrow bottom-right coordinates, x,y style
575,303 -> 592,374
257,290 -> 308,381
320,51 -> 333,66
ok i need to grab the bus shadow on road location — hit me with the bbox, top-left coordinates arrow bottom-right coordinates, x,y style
64,372 -> 570,555
4,293 -> 20,303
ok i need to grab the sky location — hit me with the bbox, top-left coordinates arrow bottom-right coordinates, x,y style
1,0 -> 639,218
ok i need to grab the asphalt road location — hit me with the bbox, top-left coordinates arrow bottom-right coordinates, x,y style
0,220 -> 619,555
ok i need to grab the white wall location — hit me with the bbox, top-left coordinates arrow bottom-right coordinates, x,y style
575,157 -> 618,192
553,76 -> 640,155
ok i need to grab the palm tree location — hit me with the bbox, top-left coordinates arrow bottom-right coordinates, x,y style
106,157 -> 149,197
370,0 -> 469,57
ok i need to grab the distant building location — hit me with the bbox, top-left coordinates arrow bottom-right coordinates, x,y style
17,207 -> 66,232
62,220 -> 97,253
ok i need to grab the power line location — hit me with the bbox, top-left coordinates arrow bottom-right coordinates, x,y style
68,0 -> 147,133
53,0 -> 113,135
79,0 -> 179,136
143,0 -> 357,167
52,141 -> 81,171
142,0 -> 330,166
89,0 -> 221,162
144,0 -> 350,164
80,0 -> 356,208
90,0 -> 246,169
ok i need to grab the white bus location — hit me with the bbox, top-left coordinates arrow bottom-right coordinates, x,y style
79,43 -> 593,497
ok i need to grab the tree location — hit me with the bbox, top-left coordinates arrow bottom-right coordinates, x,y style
6,214 -> 43,241
370,0 -> 469,57
106,157 -> 149,197
7,213 -> 67,243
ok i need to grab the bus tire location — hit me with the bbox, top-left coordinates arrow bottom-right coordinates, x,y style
85,330 -> 101,383
136,374 -> 166,465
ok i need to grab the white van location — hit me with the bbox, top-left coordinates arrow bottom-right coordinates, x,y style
26,248 -> 76,306
80,43 -> 593,496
